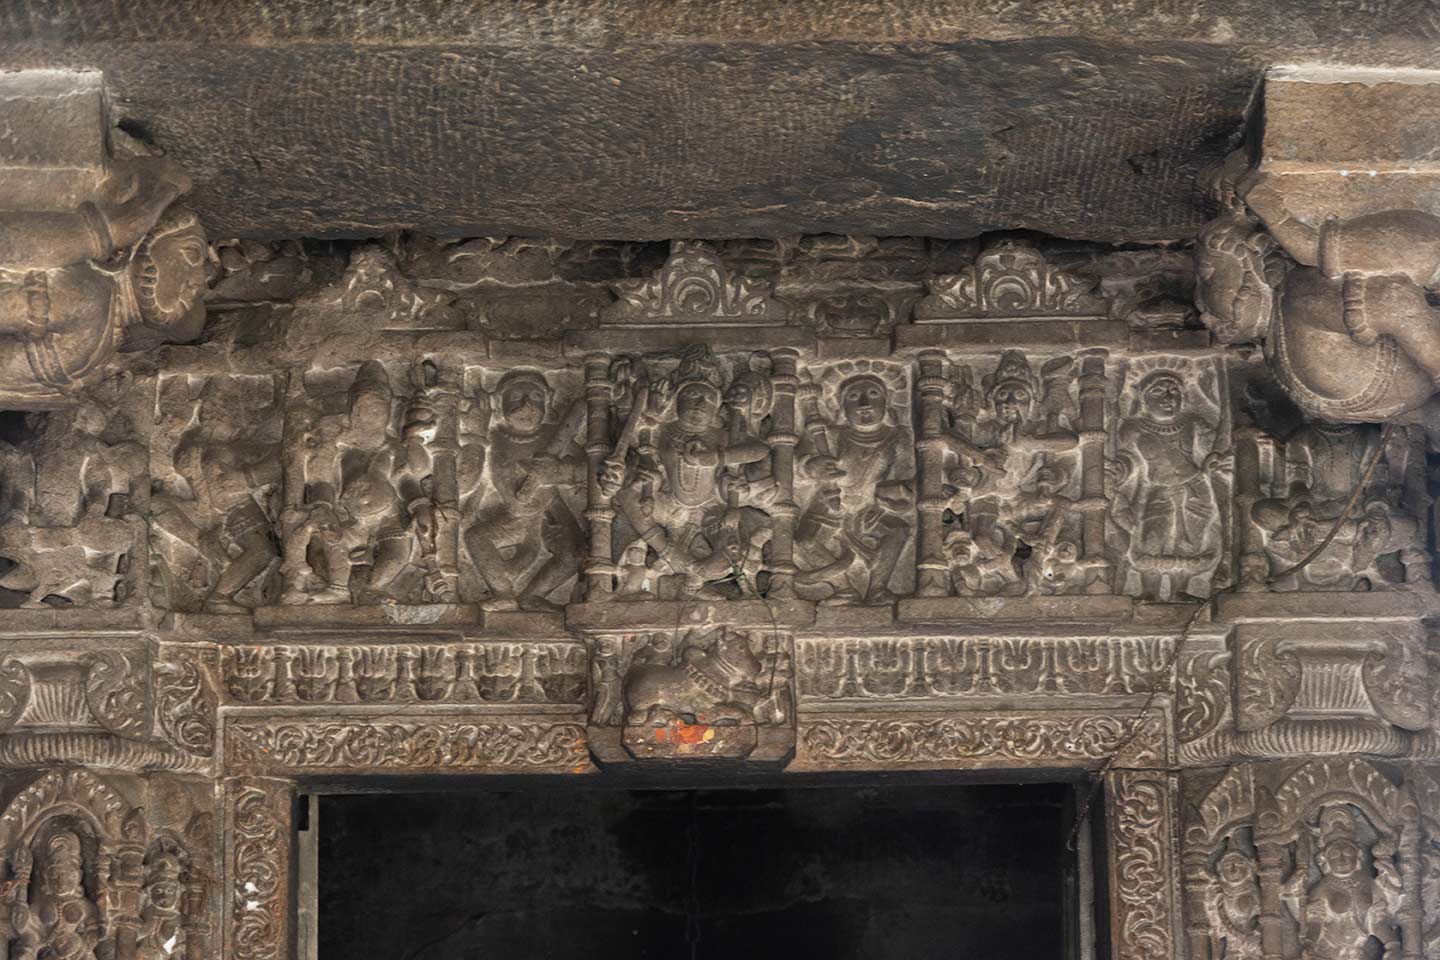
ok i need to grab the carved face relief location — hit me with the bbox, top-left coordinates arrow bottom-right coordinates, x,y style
675,381 -> 721,431
499,375 -> 548,435
1141,374 -> 1184,422
133,212 -> 208,333
42,831 -> 86,899
991,380 -> 1033,425
840,375 -> 886,428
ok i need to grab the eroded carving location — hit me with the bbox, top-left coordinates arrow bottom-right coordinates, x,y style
150,375 -> 283,613
227,719 -> 588,771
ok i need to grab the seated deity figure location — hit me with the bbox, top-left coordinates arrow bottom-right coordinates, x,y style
8,831 -> 101,960
463,369 -> 587,610
794,369 -> 913,604
600,353 -> 772,599
1251,421 -> 1428,590
1109,371 -> 1230,601
0,156 -> 206,407
940,352 -> 1080,596
153,380 -> 282,612
1292,808 -> 1401,960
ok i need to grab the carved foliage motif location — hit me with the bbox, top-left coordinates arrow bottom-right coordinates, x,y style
603,242 -> 789,324
221,642 -> 587,706
916,239 -> 1105,320
798,713 -> 1165,766
1109,770 -> 1179,960
229,780 -> 288,960
227,719 -> 588,771
154,646 -> 217,758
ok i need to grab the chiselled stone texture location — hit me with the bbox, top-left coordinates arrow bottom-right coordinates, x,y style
10,2 -> 1438,242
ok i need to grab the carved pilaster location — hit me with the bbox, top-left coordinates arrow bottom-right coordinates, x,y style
1106,769 -> 1183,960
226,777 -> 295,960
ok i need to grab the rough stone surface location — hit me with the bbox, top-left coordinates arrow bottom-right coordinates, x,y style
5,1 -> 1440,241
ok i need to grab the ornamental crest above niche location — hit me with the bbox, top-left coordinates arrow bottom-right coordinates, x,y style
915,238 -> 1107,320
602,241 -> 790,325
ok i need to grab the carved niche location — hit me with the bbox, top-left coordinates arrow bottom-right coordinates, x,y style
0,769 -> 213,960
1184,760 -> 1435,960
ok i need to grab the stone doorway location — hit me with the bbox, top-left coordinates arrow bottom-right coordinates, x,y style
312,778 -> 1092,960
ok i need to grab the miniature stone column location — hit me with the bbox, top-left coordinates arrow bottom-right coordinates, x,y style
1077,349 -> 1109,583
583,353 -> 616,600
1231,424 -> 1268,591
914,349 -> 950,596
765,348 -> 800,597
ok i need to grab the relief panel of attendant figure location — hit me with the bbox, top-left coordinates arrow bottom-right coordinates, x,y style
1250,420 -> 1430,591
462,367 -> 587,611
793,360 -> 914,605
150,375 -> 283,612
1109,363 -> 1232,601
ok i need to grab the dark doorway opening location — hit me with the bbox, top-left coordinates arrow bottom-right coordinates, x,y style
316,779 -> 1088,959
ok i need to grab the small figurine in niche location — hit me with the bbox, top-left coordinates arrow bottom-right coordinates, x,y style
463,368 -> 587,610
8,830 -> 102,960
136,849 -> 185,960
1289,807 -> 1402,960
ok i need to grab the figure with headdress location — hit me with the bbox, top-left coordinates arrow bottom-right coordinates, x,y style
462,368 -> 587,610
1109,369 -> 1230,601
1197,842 -> 1263,960
152,377 -> 282,612
939,351 -> 1081,596
8,831 -> 101,960
599,348 -> 774,598
136,850 -> 184,960
1291,808 -> 1401,960
794,363 -> 913,604
0,155 -> 206,408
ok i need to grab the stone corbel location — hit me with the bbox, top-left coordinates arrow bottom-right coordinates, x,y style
0,69 -> 206,408
1195,66 -> 1440,423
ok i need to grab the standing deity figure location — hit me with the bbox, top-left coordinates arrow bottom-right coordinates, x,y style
153,380 -> 282,612
939,352 -> 1081,595
794,370 -> 912,604
463,369 -> 587,610
1109,371 -> 1230,600
1293,809 -> 1401,960
136,851 -> 184,960
0,156 -> 206,407
601,351 -> 773,598
1199,845 -> 1263,960
8,831 -> 101,960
